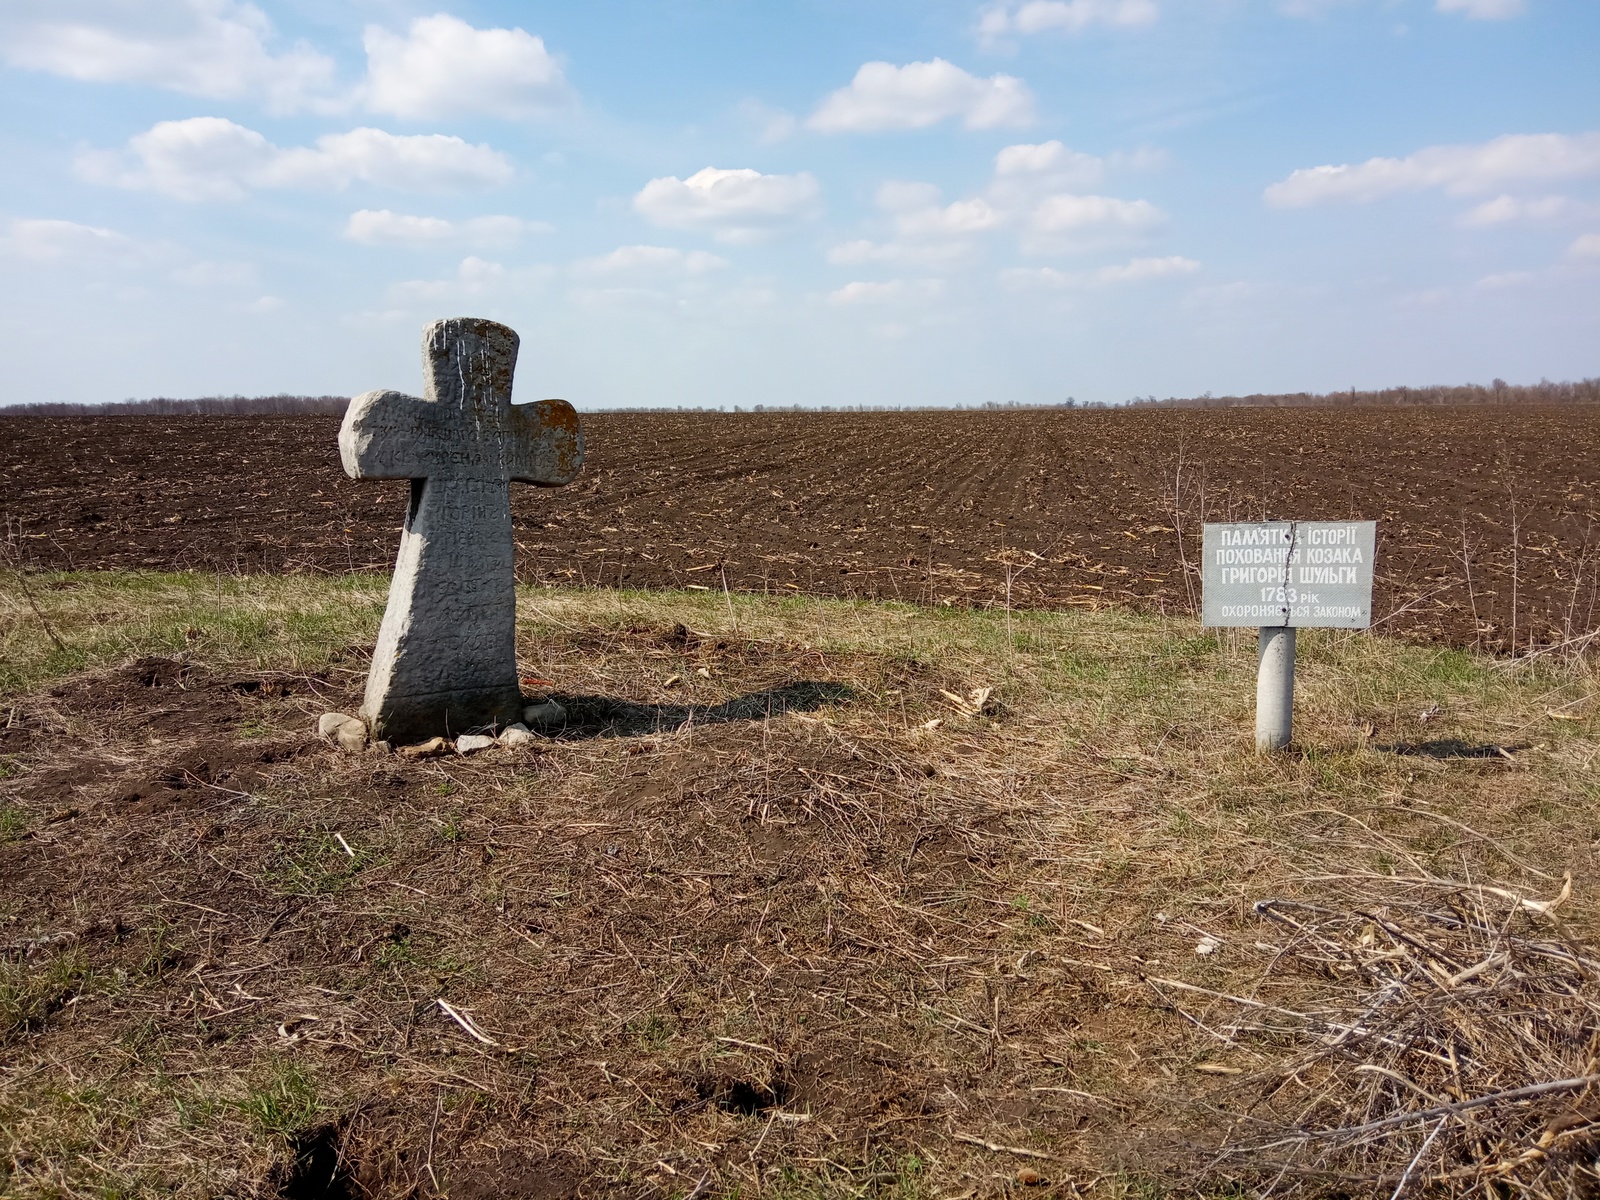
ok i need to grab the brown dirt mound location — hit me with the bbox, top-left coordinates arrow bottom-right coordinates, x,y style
0,638 -> 1156,1195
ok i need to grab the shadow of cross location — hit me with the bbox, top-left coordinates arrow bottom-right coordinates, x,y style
339,317 -> 583,745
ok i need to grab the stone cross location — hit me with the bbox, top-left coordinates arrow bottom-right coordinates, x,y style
339,317 -> 583,744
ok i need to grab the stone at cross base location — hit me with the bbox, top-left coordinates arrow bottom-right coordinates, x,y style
339,317 -> 583,745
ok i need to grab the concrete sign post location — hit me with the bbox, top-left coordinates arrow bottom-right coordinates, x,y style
1201,521 -> 1376,751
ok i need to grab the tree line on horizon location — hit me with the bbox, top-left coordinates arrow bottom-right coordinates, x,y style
0,394 -> 351,417
1123,377 -> 1599,409
2,377 -> 1596,417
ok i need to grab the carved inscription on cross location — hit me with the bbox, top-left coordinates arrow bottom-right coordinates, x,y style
339,317 -> 583,744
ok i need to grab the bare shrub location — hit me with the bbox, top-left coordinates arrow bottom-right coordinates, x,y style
1167,872 -> 1600,1197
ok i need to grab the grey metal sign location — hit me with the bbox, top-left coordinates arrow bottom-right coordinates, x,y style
1201,521 -> 1376,629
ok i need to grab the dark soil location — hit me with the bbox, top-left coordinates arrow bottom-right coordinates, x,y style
4,406 -> 1598,650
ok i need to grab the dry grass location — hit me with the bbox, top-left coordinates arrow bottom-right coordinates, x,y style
2,572 -> 1599,1198
1170,875 -> 1600,1195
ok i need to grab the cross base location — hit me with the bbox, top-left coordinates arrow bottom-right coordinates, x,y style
365,683 -> 526,747
359,476 -> 525,745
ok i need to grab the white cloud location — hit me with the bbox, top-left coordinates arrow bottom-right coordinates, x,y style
0,6 -> 578,120
826,239 -> 976,268
1265,132 -> 1600,207
565,244 -> 730,311
347,210 -> 467,244
76,117 -> 274,201
1569,233 -> 1600,259
989,141 -> 1106,213
633,167 -> 822,243
830,183 -> 994,266
387,255 -> 553,306
0,217 -> 142,264
1000,254 -> 1198,288
393,257 -> 504,302
1436,0 -> 1525,18
572,245 -> 728,276
270,129 -> 514,192
828,279 -> 945,305
344,209 -> 544,247
807,59 -> 1034,133
1032,193 -> 1166,233
78,118 -> 514,201
835,143 -> 1165,269
1473,270 -> 1535,290
995,140 -> 1104,186
0,218 -> 270,289
362,15 -> 569,120
1096,254 -> 1200,282
0,0 -> 338,113
895,198 -> 1007,238
979,0 -> 1158,40
1458,194 -> 1580,227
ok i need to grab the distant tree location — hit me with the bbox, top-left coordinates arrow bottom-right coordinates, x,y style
0,394 -> 350,417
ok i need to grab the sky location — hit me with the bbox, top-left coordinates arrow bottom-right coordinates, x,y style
0,0 -> 1597,409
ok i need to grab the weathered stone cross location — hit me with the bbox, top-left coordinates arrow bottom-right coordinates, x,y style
339,317 -> 583,744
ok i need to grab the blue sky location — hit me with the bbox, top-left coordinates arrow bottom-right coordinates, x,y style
1,0 -> 1596,408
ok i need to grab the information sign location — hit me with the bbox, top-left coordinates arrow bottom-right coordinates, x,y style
1201,521 -> 1376,629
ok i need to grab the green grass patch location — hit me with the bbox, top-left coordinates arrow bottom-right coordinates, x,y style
234,1060 -> 323,1143
0,949 -> 95,1042
0,569 -> 389,695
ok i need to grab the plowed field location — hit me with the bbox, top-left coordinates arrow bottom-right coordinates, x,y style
4,406 -> 1598,649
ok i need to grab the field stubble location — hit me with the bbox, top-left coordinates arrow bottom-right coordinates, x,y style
4,405 -> 1600,654
2,575 -> 1599,1196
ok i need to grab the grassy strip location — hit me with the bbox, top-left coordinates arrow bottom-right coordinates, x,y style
0,570 -> 390,695
0,569 -> 1581,751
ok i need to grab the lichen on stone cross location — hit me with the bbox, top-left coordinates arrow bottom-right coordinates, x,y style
339,317 -> 583,745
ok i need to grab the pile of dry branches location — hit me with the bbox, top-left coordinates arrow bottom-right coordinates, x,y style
1175,874 -> 1600,1196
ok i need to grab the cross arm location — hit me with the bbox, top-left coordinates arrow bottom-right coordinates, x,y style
504,399 -> 585,486
340,389 -> 437,480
